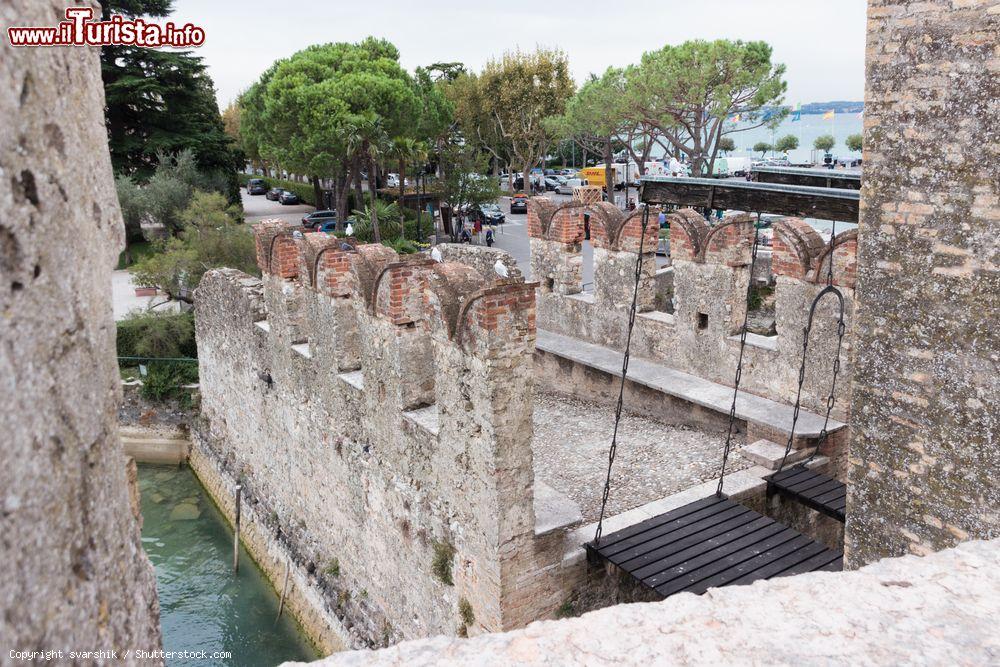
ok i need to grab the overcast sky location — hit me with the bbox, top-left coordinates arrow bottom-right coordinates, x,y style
170,0 -> 868,109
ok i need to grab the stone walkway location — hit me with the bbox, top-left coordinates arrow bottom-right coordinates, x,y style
532,393 -> 748,521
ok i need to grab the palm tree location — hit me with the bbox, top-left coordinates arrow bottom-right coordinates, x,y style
389,137 -> 420,234
344,113 -> 389,243
410,141 -> 430,241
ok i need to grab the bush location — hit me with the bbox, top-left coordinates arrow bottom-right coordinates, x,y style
117,311 -> 197,359
139,361 -> 199,402
432,540 -> 455,586
239,172 -> 317,206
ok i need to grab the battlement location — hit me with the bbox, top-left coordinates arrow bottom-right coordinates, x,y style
528,200 -> 859,432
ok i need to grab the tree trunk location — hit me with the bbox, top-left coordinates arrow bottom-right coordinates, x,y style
522,163 -> 532,197
398,157 -> 406,237
353,160 -> 364,213
604,139 -> 615,204
368,153 -> 381,243
311,175 -> 322,210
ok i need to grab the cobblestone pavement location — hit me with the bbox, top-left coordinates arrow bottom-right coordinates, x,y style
532,392 -> 748,521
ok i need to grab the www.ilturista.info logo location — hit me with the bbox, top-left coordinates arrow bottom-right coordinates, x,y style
7,7 -> 205,47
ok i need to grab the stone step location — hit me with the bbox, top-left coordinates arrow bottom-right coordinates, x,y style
535,329 -> 846,440
739,439 -> 816,470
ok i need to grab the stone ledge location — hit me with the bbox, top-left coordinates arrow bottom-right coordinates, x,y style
533,481 -> 583,537
291,343 -> 312,359
300,540 -> 1000,666
402,404 -> 439,437
739,439 -> 815,470
637,310 -> 676,325
536,329 -> 844,438
254,319 -> 271,333
727,332 -> 779,352
338,370 -> 365,391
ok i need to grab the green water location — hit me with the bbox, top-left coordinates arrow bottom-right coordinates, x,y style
138,465 -> 318,666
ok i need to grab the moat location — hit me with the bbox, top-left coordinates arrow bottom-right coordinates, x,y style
138,465 -> 318,666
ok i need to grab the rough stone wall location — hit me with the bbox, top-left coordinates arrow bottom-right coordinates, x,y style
531,201 -> 858,423
299,539 -> 1000,667
195,229 -> 577,649
0,0 -> 162,654
846,0 -> 1000,566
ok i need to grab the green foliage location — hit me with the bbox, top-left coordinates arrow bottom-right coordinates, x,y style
774,134 -> 799,153
845,133 -> 863,152
100,1 -> 241,201
717,137 -> 736,153
387,238 -> 420,255
142,149 -> 237,235
628,39 -> 787,174
432,540 -> 455,586
116,174 -> 147,244
458,598 -> 475,626
555,598 -> 579,619
133,191 -> 257,301
748,285 -> 774,312
814,134 -> 836,152
138,361 -> 199,403
325,558 -> 341,577
438,143 -> 502,232
753,142 -> 772,156
479,48 -> 575,180
117,311 -> 196,358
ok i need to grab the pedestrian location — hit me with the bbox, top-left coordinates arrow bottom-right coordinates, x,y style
485,227 -> 494,247
658,210 -> 667,228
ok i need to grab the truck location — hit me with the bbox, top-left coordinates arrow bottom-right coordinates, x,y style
581,163 -> 641,190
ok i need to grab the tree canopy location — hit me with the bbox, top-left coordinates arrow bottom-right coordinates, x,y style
774,134 -> 799,153
845,133 -> 863,152
628,39 -> 787,175
100,0 -> 241,201
814,134 -> 836,152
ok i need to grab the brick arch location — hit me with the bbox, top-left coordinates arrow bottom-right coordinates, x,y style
773,218 -> 826,279
425,262 -> 489,340
528,198 -> 585,243
349,244 -> 399,309
370,257 -> 435,324
267,232 -> 305,280
453,281 -> 536,349
701,214 -> 756,266
811,229 -> 859,287
666,208 -> 711,261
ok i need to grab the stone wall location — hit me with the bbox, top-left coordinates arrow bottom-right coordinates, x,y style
194,227 -> 581,650
529,198 -> 859,429
298,539 -> 1000,667
0,0 -> 161,654
846,0 -> 1000,566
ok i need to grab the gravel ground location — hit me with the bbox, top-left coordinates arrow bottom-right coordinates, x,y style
532,393 -> 748,521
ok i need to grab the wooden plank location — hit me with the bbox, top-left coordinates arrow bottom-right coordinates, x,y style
784,475 -> 840,495
770,467 -> 818,487
773,549 -> 843,577
653,527 -> 803,596
644,522 -> 790,588
726,541 -> 831,586
753,166 -> 861,190
594,496 -> 724,550
813,487 -> 847,505
599,498 -> 734,557
627,516 -> 775,580
797,479 -> 845,499
681,534 -> 817,595
639,176 -> 860,222
612,506 -> 756,567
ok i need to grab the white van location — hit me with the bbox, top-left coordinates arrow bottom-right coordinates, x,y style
557,177 -> 588,195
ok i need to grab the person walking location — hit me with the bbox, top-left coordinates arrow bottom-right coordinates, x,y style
485,227 -> 495,247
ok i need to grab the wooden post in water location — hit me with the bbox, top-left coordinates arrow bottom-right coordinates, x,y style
233,484 -> 242,573
276,559 -> 291,621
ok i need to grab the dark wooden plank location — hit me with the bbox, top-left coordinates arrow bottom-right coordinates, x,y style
770,467 -> 818,487
796,478 -> 845,499
680,534 -> 818,595
725,541 -> 831,586
599,498 -> 735,557
643,522 -> 790,588
639,176 -> 860,222
812,487 -> 847,505
612,506 -> 756,567
627,516 -> 775,580
775,549 -> 844,577
753,167 -> 861,190
653,528 -> 803,597
818,556 -> 844,572
594,496 -> 724,550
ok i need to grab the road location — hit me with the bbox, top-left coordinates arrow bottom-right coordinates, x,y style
239,187 -> 664,290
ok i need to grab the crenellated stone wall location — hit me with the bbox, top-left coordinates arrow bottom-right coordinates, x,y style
529,199 -> 859,440
194,224 -> 583,651
846,0 -> 1000,567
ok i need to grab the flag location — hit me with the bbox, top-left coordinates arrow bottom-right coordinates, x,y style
823,109 -> 835,120
791,102 -> 801,122
730,113 -> 741,123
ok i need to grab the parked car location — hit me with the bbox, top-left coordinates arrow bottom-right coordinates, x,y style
556,177 -> 588,195
543,177 -> 560,191
385,173 -> 400,188
510,194 -> 528,214
471,203 -> 506,225
302,210 -> 337,229
317,221 -> 339,233
266,187 -> 283,201
247,178 -> 267,195
279,190 -> 300,205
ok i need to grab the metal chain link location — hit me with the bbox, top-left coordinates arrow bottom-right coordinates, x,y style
777,221 -> 846,472
716,216 -> 762,497
594,205 -> 651,546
